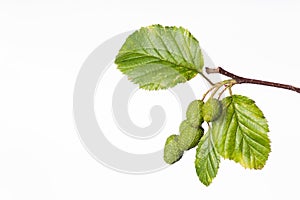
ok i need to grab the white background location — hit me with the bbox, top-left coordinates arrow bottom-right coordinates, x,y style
1,0 -> 300,199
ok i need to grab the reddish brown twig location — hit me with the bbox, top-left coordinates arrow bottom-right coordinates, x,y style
206,67 -> 300,93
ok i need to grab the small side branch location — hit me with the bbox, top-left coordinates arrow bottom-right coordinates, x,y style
206,67 -> 300,94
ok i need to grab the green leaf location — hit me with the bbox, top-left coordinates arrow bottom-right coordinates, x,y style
212,95 -> 271,169
115,24 -> 204,90
195,128 -> 220,186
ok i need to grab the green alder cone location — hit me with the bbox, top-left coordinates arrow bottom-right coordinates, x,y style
203,98 -> 222,122
178,120 -> 204,151
186,100 -> 204,128
164,135 -> 184,164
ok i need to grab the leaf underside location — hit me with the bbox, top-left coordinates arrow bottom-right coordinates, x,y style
212,95 -> 271,169
115,24 -> 204,90
195,128 -> 220,186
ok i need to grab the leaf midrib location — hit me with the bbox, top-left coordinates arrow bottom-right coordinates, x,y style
118,50 -> 200,73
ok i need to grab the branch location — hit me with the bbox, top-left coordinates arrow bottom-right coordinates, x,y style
206,67 -> 300,94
